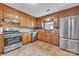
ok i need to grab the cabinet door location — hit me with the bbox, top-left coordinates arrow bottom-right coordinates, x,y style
0,4 -> 3,20
4,7 -> 20,20
31,17 -> 36,27
13,10 -> 20,20
41,32 -> 46,41
4,7 -> 14,19
53,17 -> 60,28
20,14 -> 27,27
53,35 -> 59,45
45,32 -> 51,42
50,35 -> 54,44
22,33 -> 28,45
37,19 -> 43,28
4,7 -> 10,18
30,17 -> 33,27
50,33 -> 54,44
0,35 -> 4,53
37,32 -> 41,40
27,32 -> 32,42
33,18 -> 36,27
0,8 -> 3,27
26,15 -> 31,27
0,8 -> 3,20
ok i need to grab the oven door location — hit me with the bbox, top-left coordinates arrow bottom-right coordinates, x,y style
4,36 -> 21,47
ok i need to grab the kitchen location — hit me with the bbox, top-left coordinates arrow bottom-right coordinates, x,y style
0,3 -> 79,56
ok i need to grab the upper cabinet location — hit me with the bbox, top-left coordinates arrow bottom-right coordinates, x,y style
53,17 -> 60,28
26,16 -> 36,28
26,15 -> 31,27
20,13 -> 36,28
20,13 -> 27,27
0,5 -> 3,20
4,6 -> 20,20
30,16 -> 36,28
0,4 -> 37,28
0,9 -> 3,20
37,17 -> 60,29
37,18 -> 43,28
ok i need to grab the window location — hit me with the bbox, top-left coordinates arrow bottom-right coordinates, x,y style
44,22 -> 54,30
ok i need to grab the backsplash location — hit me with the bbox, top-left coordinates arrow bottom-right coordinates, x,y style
19,28 -> 33,33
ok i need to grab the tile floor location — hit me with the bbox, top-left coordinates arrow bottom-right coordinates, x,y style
1,40 -> 78,56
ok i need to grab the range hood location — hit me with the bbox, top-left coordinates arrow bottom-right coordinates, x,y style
4,18 -> 20,24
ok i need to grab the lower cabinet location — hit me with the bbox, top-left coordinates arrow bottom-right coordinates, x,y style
37,32 -> 46,41
27,32 -> 32,42
45,32 -> 51,43
41,32 -> 46,41
37,32 -> 42,40
50,33 -> 54,44
22,32 -> 32,45
0,35 -> 4,53
53,35 -> 59,45
37,31 -> 59,45
22,33 -> 28,45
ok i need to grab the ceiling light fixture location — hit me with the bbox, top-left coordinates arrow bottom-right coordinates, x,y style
46,9 -> 50,12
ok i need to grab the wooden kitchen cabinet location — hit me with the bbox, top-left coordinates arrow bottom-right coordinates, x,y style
37,32 -> 46,41
37,19 -> 43,28
26,15 -> 31,27
45,32 -> 51,43
0,8 -> 3,20
38,31 -> 59,45
4,6 -> 20,20
37,32 -> 41,40
33,18 -> 36,27
20,13 -> 27,27
30,17 -> 36,27
52,34 -> 59,45
4,7 -> 14,18
27,32 -> 32,42
0,35 -> 4,53
20,14 -> 37,27
50,33 -> 54,44
0,4 -> 37,28
50,36 -> 54,44
53,17 -> 60,28
22,33 -> 28,45
22,32 -> 32,45
41,32 -> 46,41
30,17 -> 33,27
0,4 -> 3,20
20,13 -> 37,27
50,32 -> 59,45
0,6 -> 3,27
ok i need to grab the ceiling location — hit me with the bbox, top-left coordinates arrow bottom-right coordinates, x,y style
4,3 -> 79,18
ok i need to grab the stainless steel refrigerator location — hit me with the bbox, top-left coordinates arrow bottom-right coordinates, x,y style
60,15 -> 79,54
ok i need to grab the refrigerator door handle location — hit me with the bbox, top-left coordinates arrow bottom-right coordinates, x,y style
68,17 -> 71,38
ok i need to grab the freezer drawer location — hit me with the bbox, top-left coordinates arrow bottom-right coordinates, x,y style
60,38 -> 79,54
68,39 -> 79,54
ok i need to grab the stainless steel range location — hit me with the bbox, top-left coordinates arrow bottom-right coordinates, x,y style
3,28 -> 22,53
